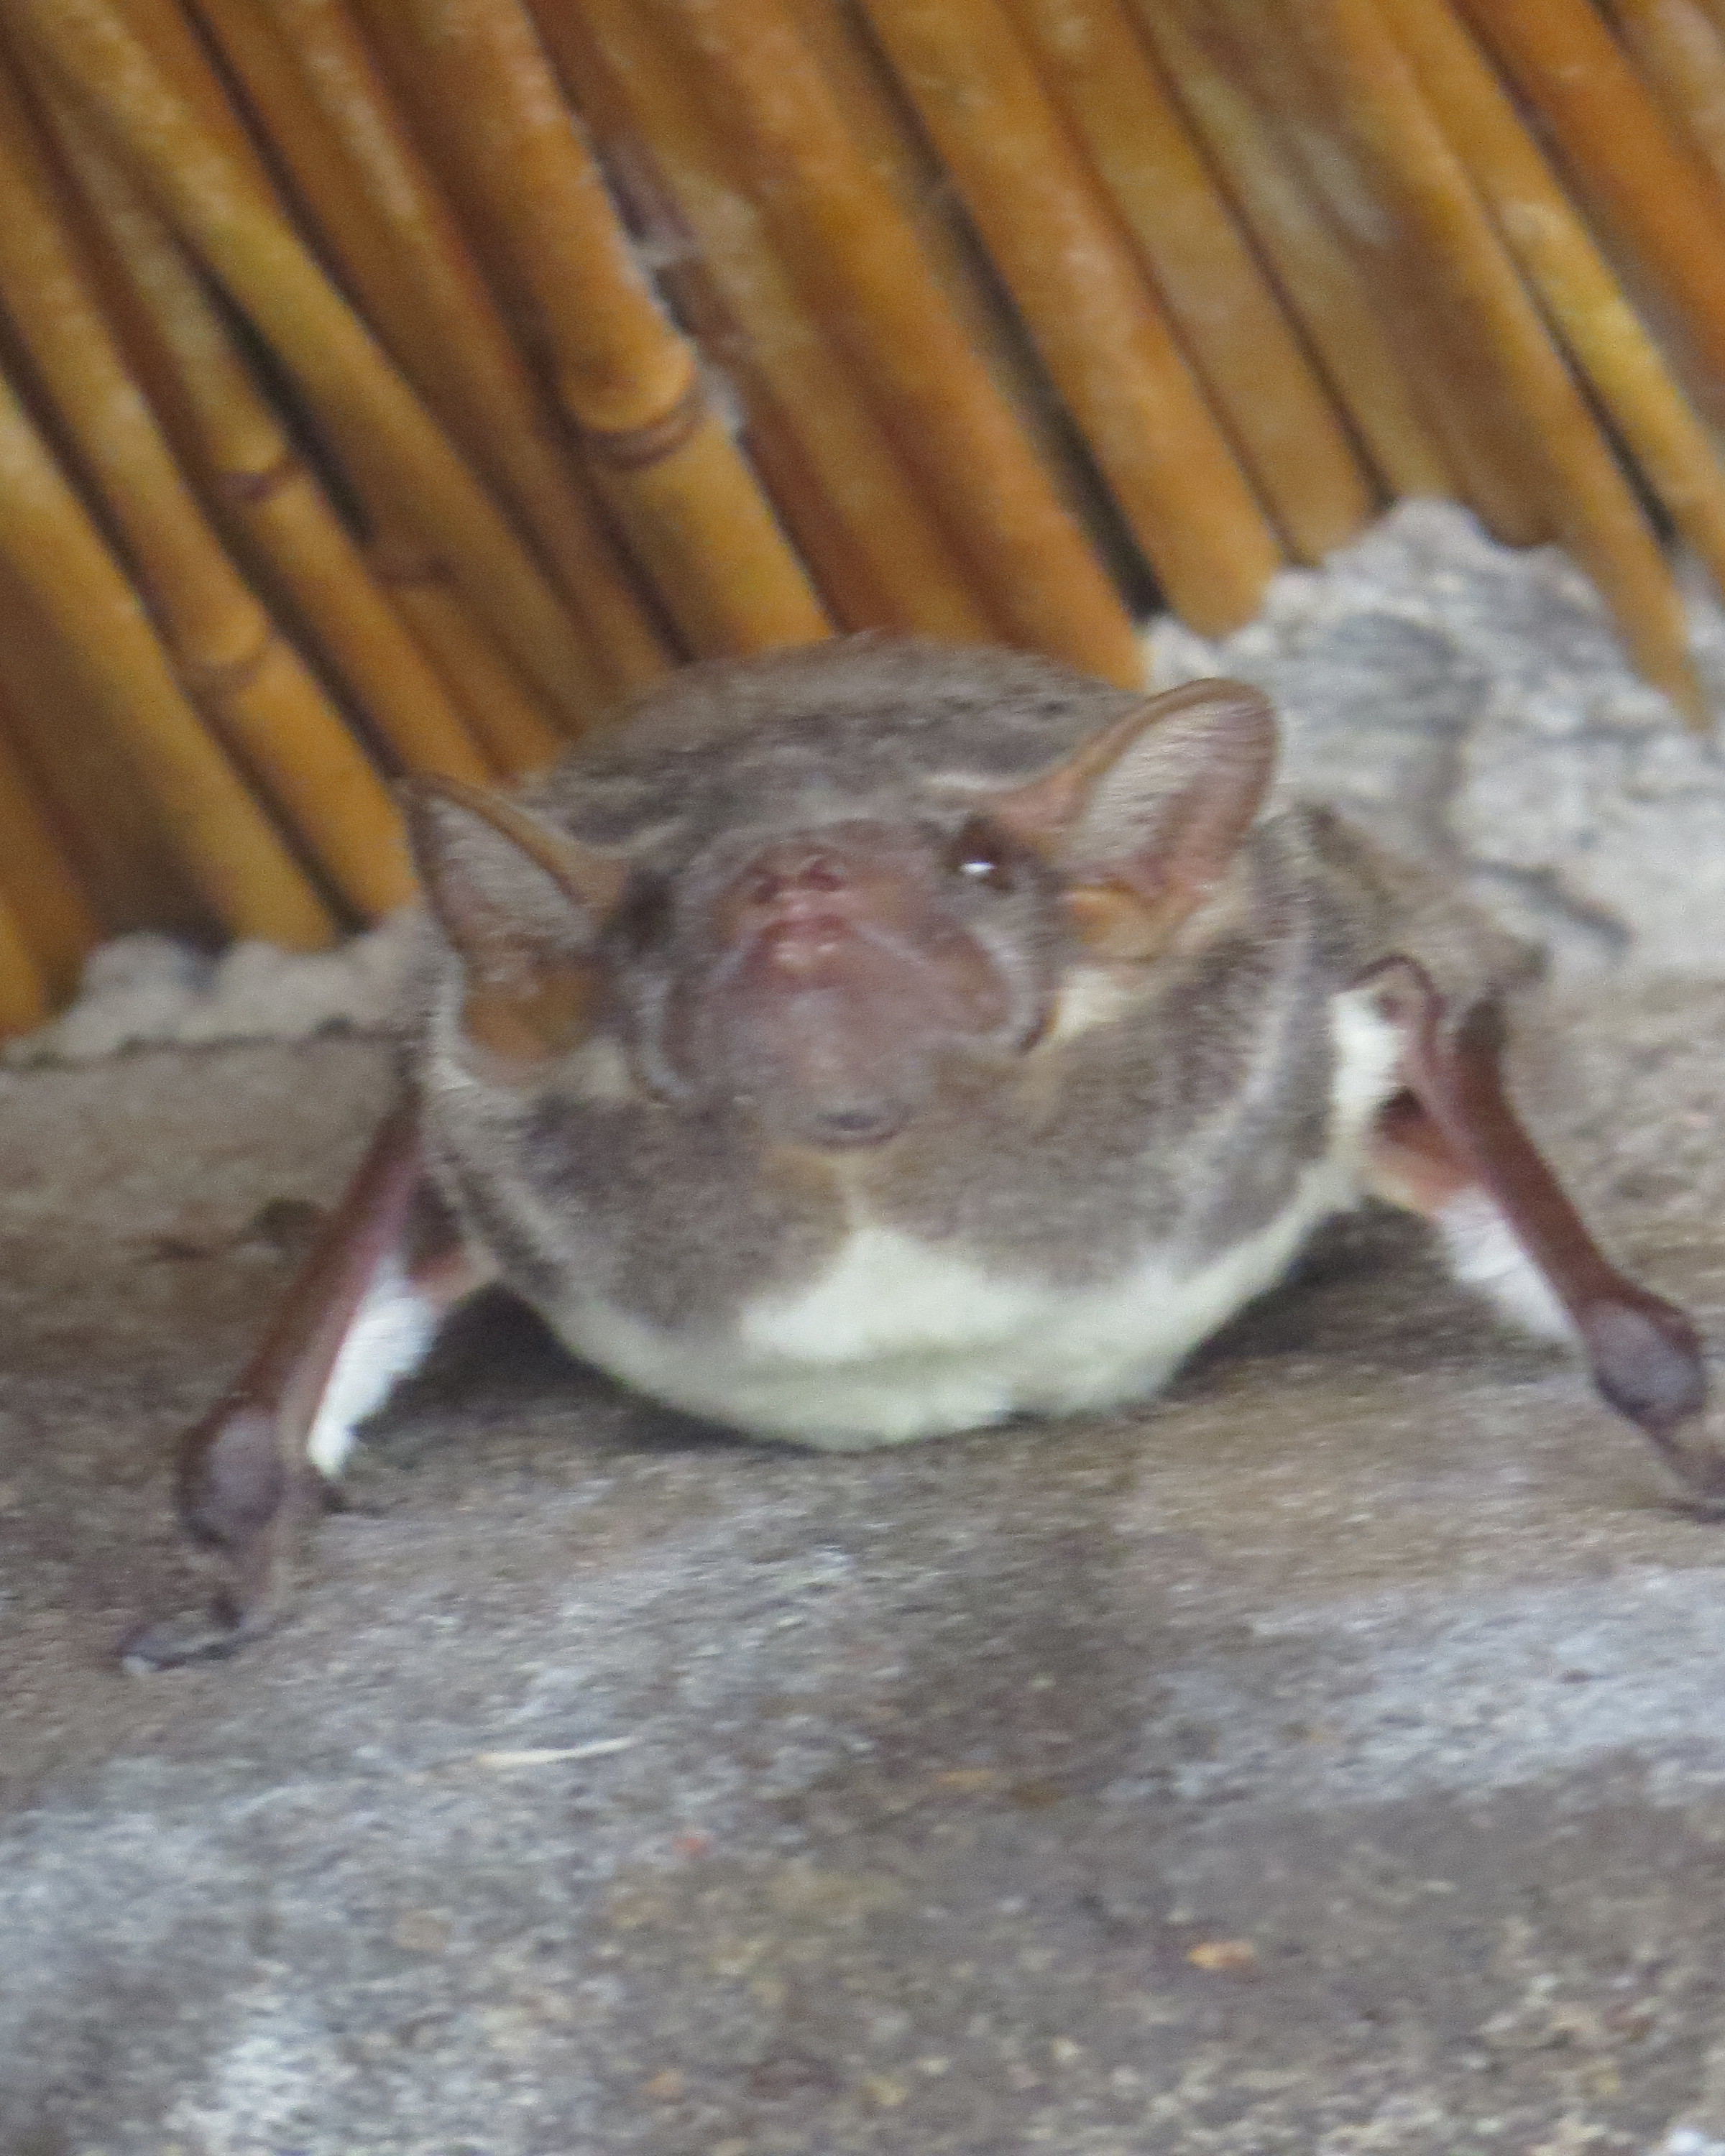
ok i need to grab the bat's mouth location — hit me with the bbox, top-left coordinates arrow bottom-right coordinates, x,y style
648,821 -> 1041,1145
722,964 -> 924,1146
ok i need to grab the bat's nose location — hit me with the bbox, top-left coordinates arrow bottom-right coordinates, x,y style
720,837 -> 882,967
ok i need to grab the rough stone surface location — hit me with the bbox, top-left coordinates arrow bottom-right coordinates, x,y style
5,977 -> 1725,2154
1151,501 -> 1725,977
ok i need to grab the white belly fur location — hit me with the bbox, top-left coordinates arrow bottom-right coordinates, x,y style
551,992 -> 1404,1450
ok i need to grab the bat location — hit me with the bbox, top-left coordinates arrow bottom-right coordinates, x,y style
123,637 -> 1715,1665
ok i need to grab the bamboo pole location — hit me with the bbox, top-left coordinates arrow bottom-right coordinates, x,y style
0,364 -> 337,946
1182,0 -> 1547,548
0,691 -> 101,1002
856,0 -> 1284,634
19,6 -> 574,769
38,85 -> 504,788
374,0 -> 831,660
1131,0 -> 1459,506
1285,0 -> 1705,727
372,538 -> 570,777
42,80 -> 573,778
346,0 -> 538,331
538,0 -> 1001,642
1384,0 -> 1725,617
1458,0 -> 1725,394
0,57 -> 415,918
646,0 -> 1143,683
12,0 -> 608,735
782,0 -> 1133,528
685,0 -> 1149,665
189,0 -> 669,694
1606,0 -> 1725,200
581,116 -> 980,642
111,0 -> 276,179
1006,0 -> 1376,565
0,881 -> 47,1037
0,573 -> 214,939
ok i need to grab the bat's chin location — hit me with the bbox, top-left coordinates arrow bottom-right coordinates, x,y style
718,975 -> 928,1146
655,907 -> 1006,1148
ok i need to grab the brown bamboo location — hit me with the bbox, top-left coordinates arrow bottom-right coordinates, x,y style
538,0 -> 1001,643
372,0 -> 830,661
346,0 -> 536,328
0,57 -> 415,918
0,880 -> 47,1037
1385,0 -> 1725,614
461,0 -> 891,636
0,573 -> 215,939
783,0 -> 1128,525
39,88 -> 502,788
1246,0 -> 1562,547
1607,0 -> 1725,198
109,0 -> 277,181
13,0 -> 607,736
1285,0 -> 1704,727
857,0 -> 1284,633
47,112 -> 569,790
0,364 -> 336,946
1006,0 -> 1376,564
373,541 -> 570,777
584,117 -> 976,640
683,0 -> 1145,648
1131,0 -> 1458,506
0,689 -> 101,1000
1181,0 -> 1547,549
642,0 -> 1142,683
188,0 -> 668,694
1458,0 -> 1725,395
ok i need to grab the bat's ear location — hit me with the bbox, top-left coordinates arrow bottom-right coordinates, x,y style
989,679 -> 1276,958
403,775 -> 630,1066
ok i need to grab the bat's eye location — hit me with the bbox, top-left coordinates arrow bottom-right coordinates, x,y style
947,816 -> 1014,892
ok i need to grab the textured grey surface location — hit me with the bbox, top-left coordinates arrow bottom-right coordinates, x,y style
1151,501 -> 1725,977
5,980 -> 1725,2154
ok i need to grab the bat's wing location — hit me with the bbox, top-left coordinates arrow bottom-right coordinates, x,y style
1359,954 -> 1717,1499
123,1097 -> 489,1667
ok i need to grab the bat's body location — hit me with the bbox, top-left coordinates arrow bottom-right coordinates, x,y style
132,639 -> 1715,1664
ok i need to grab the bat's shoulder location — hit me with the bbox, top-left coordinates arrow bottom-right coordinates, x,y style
1254,800 -> 1541,1012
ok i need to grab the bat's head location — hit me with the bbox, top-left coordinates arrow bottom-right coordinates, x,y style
405,642 -> 1275,1151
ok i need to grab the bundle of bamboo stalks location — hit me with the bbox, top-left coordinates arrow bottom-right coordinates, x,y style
4,0 -> 1725,1035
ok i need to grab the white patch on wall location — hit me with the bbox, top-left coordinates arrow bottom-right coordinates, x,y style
1148,499 -> 1725,980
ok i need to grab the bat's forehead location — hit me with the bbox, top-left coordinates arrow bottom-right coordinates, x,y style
535,637 -> 1147,854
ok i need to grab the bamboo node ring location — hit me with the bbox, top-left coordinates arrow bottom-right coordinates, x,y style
182,630 -> 279,704
218,450 -> 301,511
576,379 -> 707,471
